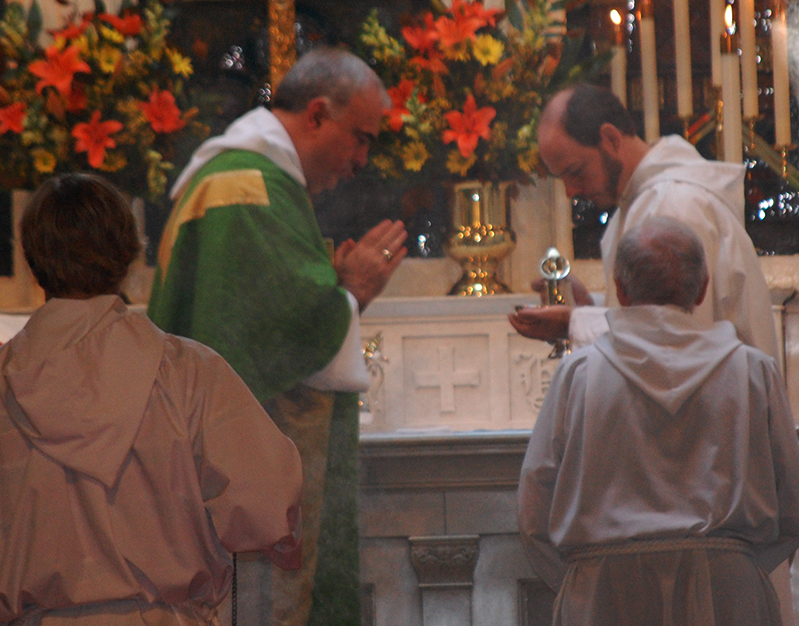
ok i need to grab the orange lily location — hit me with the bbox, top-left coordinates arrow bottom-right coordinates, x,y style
456,0 -> 503,29
409,50 -> 449,75
386,80 -> 417,131
140,90 -> 186,133
402,12 -> 439,53
29,45 -> 91,95
99,12 -> 143,37
442,94 -> 496,158
72,110 -> 123,168
49,22 -> 88,42
0,102 -> 26,134
435,14 -> 481,50
66,83 -> 88,113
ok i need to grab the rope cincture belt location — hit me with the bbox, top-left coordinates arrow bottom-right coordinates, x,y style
566,536 -> 755,563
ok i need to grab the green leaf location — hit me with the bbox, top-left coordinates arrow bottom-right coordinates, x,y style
94,0 -> 108,16
429,0 -> 448,16
27,0 -> 42,45
505,0 -> 524,31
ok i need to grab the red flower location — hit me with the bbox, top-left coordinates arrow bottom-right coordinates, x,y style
435,15 -> 481,49
386,80 -> 417,132
442,94 -> 496,158
0,102 -> 26,134
139,90 -> 186,133
402,12 -> 439,53
72,110 -> 123,168
455,0 -> 503,29
409,50 -> 449,75
66,83 -> 88,113
435,0 -> 488,49
29,45 -> 91,95
49,21 -> 88,41
99,12 -> 143,36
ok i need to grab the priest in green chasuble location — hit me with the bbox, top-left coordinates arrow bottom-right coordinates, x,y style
148,47 -> 407,626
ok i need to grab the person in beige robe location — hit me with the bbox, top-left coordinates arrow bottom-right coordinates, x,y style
0,173 -> 303,625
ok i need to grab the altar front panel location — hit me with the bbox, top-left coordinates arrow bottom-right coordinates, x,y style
360,294 -> 560,433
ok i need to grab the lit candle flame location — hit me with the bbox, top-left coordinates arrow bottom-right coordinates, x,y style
610,9 -> 622,25
724,4 -> 735,34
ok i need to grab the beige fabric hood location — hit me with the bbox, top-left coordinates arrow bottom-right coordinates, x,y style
2,296 -> 163,487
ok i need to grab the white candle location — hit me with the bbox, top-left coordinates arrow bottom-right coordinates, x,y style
710,0 -> 725,86
610,10 -> 627,106
739,0 -> 759,119
638,0 -> 659,142
673,0 -> 693,117
772,1 -> 791,146
722,7 -> 743,162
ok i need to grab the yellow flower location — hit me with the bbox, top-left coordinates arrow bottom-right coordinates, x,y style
517,148 -> 539,173
72,35 -> 89,54
146,149 -> 172,197
472,34 -> 504,66
98,45 -> 122,73
99,25 -> 125,44
167,48 -> 193,77
446,149 -> 477,177
371,153 -> 399,178
50,126 -> 69,145
442,40 -> 469,61
31,147 -> 56,173
489,121 -> 508,150
100,150 -> 127,172
401,141 -> 430,172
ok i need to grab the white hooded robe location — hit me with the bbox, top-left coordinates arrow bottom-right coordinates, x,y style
519,305 -> 799,625
570,135 -> 780,364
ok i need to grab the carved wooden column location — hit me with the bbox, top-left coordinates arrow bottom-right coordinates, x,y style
410,535 -> 480,625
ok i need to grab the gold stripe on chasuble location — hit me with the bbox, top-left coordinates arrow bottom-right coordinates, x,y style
156,169 -> 270,275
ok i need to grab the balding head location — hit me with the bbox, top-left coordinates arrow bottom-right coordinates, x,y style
536,84 -> 650,209
613,216 -> 709,312
540,84 -> 638,147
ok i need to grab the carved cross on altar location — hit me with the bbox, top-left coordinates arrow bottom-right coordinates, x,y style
414,346 -> 480,413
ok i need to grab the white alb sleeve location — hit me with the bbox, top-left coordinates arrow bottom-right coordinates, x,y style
303,291 -> 370,392
569,306 -> 610,351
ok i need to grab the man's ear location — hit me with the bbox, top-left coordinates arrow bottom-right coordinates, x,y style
305,98 -> 328,129
599,123 -> 623,156
614,276 -> 630,306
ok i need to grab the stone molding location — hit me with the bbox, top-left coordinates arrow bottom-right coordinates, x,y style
410,535 -> 480,589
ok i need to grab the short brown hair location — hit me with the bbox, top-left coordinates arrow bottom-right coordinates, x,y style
21,173 -> 142,298
561,83 -> 638,146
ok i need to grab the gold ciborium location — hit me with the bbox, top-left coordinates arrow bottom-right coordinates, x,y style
445,180 -> 516,296
540,247 -> 571,359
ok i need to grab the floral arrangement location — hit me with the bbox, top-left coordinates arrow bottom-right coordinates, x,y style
358,0 -> 605,185
0,0 -> 208,199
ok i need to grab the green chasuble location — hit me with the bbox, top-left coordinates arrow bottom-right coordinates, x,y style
149,149 -> 361,625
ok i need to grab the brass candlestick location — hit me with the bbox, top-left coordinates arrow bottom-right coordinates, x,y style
744,117 -> 757,153
776,144 -> 795,178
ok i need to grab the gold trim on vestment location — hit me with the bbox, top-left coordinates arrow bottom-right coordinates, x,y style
157,170 -> 270,276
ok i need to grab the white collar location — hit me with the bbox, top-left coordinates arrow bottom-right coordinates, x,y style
170,107 -> 306,199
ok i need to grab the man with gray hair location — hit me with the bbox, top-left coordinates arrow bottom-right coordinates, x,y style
149,47 -> 407,625
518,216 -> 799,625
